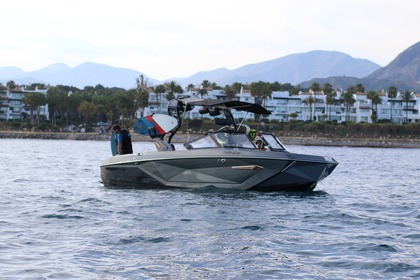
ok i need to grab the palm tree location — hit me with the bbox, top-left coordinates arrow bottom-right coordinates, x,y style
400,91 -> 415,123
231,82 -> 243,95
323,83 -> 335,121
6,80 -> 18,90
322,83 -> 333,95
270,81 -> 282,91
135,89 -> 149,118
249,81 -> 272,121
250,81 -> 272,105
136,75 -> 147,90
289,87 -> 300,96
367,91 -> 382,122
310,82 -> 321,92
303,95 -> 315,121
343,86 -> 356,121
154,84 -> 166,113
210,82 -> 221,90
135,75 -> 149,117
201,80 -> 211,89
307,83 -> 320,121
221,85 -> 237,100
197,88 -> 208,98
387,86 -> 398,122
326,91 -> 337,121
165,80 -> 183,101
186,84 -> 195,91
26,83 -> 47,90
355,83 -> 365,93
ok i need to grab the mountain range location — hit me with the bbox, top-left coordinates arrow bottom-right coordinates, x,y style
301,41 -> 420,92
178,50 -> 380,87
1,41 -> 419,91
0,63 -> 161,89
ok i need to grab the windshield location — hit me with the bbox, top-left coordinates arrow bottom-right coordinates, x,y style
260,134 -> 286,150
185,132 -> 255,149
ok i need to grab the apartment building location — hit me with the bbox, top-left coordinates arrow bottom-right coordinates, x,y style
1,86 -> 418,124
143,89 -> 420,124
0,89 -> 49,121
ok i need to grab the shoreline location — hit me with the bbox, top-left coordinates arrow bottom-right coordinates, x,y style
1,131 -> 420,148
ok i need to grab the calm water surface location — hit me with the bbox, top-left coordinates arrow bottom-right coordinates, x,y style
0,139 -> 419,279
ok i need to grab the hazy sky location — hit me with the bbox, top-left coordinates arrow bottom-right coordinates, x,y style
1,0 -> 419,80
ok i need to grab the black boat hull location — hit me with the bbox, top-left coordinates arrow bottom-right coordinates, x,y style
100,149 -> 338,192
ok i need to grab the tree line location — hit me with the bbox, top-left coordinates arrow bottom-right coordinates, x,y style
0,78 -> 306,129
1,78 -> 416,130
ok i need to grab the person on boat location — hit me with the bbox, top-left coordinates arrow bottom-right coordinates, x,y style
248,128 -> 257,141
255,139 -> 268,151
112,124 -> 133,155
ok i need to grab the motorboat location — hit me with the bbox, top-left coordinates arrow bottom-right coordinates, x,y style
100,98 -> 338,191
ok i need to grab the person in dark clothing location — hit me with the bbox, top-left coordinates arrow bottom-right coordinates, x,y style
112,124 -> 133,155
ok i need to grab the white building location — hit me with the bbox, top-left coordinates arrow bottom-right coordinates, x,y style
0,89 -> 49,121
143,89 -> 420,124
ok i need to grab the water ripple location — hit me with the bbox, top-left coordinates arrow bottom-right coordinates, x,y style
0,140 -> 419,279
41,214 -> 85,219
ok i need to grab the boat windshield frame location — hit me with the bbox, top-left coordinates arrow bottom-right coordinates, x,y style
184,132 -> 256,149
259,133 -> 287,151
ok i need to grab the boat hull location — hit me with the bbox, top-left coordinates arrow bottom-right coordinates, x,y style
100,149 -> 338,192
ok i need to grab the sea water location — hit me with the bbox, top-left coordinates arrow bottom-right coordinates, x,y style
0,139 -> 419,279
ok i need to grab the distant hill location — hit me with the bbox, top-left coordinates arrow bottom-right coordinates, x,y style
178,50 -> 381,86
0,66 -> 27,77
301,41 -> 420,91
0,62 -> 159,89
4,44 -> 420,91
366,41 -> 420,90
0,52 -> 381,89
